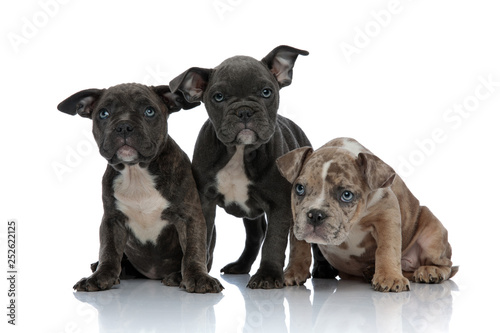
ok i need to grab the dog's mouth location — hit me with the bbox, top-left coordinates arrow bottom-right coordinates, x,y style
216,106 -> 275,145
295,219 -> 348,246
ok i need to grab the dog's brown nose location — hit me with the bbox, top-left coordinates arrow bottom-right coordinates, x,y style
115,122 -> 134,137
307,209 -> 326,226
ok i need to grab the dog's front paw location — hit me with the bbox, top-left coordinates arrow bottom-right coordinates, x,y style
372,273 -> 410,293
180,273 -> 224,293
247,267 -> 284,289
73,271 -> 120,292
284,263 -> 311,286
413,266 -> 451,283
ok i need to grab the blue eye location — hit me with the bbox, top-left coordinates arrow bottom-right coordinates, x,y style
213,92 -> 224,102
340,191 -> 354,203
295,184 -> 305,196
144,107 -> 155,117
99,109 -> 110,119
261,88 -> 272,98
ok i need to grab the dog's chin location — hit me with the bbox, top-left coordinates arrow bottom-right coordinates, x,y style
116,145 -> 139,163
236,129 -> 257,145
295,223 -> 347,246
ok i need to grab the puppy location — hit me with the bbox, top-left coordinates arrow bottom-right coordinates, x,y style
58,83 -> 223,293
169,46 -> 312,288
277,137 -> 457,292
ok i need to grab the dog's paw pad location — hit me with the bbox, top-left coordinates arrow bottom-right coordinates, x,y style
180,274 -> 224,293
413,266 -> 450,283
73,271 -> 120,292
372,274 -> 410,293
283,268 -> 311,286
247,269 -> 284,289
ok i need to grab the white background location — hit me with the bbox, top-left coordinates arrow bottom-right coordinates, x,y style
1,0 -> 499,332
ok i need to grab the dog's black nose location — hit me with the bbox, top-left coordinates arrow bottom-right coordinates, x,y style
307,209 -> 326,226
236,109 -> 253,122
115,122 -> 134,137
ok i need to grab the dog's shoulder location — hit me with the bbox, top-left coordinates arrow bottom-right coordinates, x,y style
276,115 -> 311,148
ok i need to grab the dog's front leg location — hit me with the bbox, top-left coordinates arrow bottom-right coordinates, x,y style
73,216 -> 128,291
371,209 -> 410,292
167,201 -> 223,293
247,209 -> 289,289
221,216 -> 267,274
284,231 -> 312,286
201,199 -> 217,272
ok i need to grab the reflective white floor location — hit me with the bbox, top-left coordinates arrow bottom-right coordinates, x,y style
36,268 -> 486,333
73,276 -> 459,333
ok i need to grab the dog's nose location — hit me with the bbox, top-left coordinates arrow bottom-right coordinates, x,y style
115,122 -> 134,137
307,209 -> 326,226
236,109 -> 254,122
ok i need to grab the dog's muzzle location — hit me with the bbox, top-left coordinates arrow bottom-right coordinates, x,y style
112,121 -> 139,162
306,209 -> 327,226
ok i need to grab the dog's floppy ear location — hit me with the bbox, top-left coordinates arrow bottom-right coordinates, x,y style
57,89 -> 103,119
357,153 -> 396,190
169,67 -> 212,104
261,45 -> 309,88
152,85 -> 201,113
276,147 -> 313,184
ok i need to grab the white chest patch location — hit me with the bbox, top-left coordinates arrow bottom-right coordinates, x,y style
113,165 -> 170,244
216,145 -> 252,214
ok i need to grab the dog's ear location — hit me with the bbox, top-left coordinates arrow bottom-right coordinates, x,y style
152,85 -> 201,113
57,89 -> 103,119
276,147 -> 313,184
169,67 -> 212,103
261,45 -> 309,88
357,153 -> 396,190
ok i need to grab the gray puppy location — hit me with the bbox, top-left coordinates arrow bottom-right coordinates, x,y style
58,83 -> 223,293
169,46 -> 312,289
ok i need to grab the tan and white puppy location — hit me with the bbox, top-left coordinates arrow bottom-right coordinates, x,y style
276,137 -> 457,292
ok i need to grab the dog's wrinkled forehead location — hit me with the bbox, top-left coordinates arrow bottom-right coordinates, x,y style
211,56 -> 278,90
97,83 -> 162,112
300,148 -> 364,188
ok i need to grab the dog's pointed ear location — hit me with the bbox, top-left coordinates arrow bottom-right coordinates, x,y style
169,67 -> 212,104
357,153 -> 396,190
152,85 -> 201,113
276,147 -> 313,184
57,89 -> 104,119
261,45 -> 309,88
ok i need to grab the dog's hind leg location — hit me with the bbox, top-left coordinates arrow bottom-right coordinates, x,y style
220,216 -> 267,274
407,206 -> 456,283
311,244 -> 339,279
